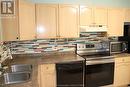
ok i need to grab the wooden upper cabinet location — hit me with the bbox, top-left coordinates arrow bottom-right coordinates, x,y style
1,0 -> 19,41
19,0 -> 36,40
80,6 -> 93,26
59,5 -> 79,38
36,4 -> 58,38
108,8 -> 125,36
1,0 -> 36,41
1,18 -> 19,41
125,9 -> 130,22
36,4 -> 79,38
94,8 -> 108,25
80,6 -> 108,26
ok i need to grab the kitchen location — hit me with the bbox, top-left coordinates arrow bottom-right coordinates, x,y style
1,0 -> 130,87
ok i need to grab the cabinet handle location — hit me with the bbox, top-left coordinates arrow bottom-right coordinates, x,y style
34,36 -> 37,39
92,23 -> 96,24
56,35 -> 60,38
46,67 -> 49,69
16,37 -> 19,39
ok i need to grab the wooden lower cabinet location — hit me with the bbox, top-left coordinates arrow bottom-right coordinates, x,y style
37,57 -> 130,87
38,64 -> 56,87
114,57 -> 130,87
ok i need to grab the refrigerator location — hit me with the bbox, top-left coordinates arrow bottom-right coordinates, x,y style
118,22 -> 130,53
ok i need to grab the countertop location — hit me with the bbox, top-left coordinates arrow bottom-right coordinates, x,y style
113,53 -> 130,58
3,52 -> 130,87
11,51 -> 84,64
2,51 -> 84,87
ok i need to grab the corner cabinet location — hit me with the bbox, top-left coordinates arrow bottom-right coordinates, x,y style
107,8 -> 125,36
36,4 -> 79,38
80,6 -> 108,26
1,0 -> 36,41
114,57 -> 130,87
38,64 -> 56,87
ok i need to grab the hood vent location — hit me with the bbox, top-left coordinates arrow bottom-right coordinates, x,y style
80,25 -> 108,32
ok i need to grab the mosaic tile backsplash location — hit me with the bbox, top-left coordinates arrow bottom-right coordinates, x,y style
6,39 -> 80,54
4,37 -> 114,54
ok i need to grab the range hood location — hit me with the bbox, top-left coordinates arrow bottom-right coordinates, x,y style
80,25 -> 108,32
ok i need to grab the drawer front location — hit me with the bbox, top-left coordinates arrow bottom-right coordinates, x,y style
124,57 -> 130,62
41,64 -> 55,73
115,58 -> 124,63
115,57 -> 130,63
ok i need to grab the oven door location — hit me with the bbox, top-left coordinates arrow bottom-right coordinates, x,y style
86,59 -> 114,87
56,61 -> 85,87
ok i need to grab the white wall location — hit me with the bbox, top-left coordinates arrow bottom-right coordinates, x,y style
29,0 -> 130,8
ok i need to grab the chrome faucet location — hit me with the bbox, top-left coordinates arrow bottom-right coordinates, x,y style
0,43 -> 12,62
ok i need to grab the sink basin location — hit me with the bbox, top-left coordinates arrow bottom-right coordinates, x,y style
0,64 -> 33,85
11,64 -> 32,72
4,72 -> 31,84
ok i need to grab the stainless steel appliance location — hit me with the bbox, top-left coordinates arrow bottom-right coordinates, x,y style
76,41 -> 110,57
56,61 -> 85,87
76,41 -> 115,87
110,41 -> 128,54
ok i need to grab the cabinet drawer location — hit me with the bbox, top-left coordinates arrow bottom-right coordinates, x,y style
41,64 -> 55,73
115,58 -> 124,63
115,57 -> 130,63
124,57 -> 130,62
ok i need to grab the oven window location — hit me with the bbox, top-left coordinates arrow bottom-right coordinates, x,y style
56,61 -> 84,87
111,43 -> 122,52
86,63 -> 114,87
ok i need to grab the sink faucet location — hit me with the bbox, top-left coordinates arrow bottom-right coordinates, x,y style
0,42 -> 13,62
0,42 -> 13,75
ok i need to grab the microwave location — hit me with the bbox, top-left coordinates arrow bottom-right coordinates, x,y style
110,41 -> 128,54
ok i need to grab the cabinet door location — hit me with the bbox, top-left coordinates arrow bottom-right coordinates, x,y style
1,0 -> 19,41
125,9 -> 130,22
114,62 -> 130,86
36,4 -> 58,38
19,0 -> 36,40
108,9 -> 125,36
59,5 -> 79,38
38,64 -> 56,87
94,8 -> 108,25
80,6 -> 93,26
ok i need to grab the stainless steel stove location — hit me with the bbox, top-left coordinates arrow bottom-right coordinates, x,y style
76,41 -> 115,87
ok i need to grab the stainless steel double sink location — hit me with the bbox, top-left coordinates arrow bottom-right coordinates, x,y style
0,64 -> 32,85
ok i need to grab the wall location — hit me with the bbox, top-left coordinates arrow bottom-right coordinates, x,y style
29,0 -> 130,8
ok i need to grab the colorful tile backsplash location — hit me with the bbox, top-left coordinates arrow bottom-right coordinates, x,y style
5,38 -> 80,54
4,37 -> 113,54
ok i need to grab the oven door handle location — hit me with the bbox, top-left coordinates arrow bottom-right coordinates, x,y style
86,59 -> 115,65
